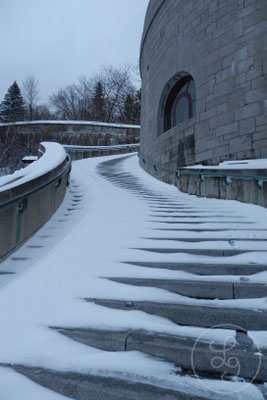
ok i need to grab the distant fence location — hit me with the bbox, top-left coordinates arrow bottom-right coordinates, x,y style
64,143 -> 139,160
139,153 -> 267,208
0,142 -> 71,260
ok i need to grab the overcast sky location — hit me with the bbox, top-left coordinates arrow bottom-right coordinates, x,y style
0,0 -> 149,103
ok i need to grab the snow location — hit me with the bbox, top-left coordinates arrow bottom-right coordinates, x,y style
0,142 -> 66,192
0,153 -> 266,399
185,158 -> 267,170
0,119 -> 140,130
64,143 -> 139,150
0,368 -> 70,400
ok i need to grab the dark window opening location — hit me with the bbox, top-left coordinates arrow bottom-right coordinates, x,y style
164,76 -> 196,132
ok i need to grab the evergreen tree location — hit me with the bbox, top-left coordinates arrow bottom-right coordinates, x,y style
123,94 -> 135,123
133,89 -> 141,124
122,89 -> 141,124
92,81 -> 105,121
0,81 -> 25,122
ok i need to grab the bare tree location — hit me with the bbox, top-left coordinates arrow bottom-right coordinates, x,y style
48,64 -> 140,123
22,75 -> 39,120
33,104 -> 56,120
97,65 -> 134,122
49,84 -> 81,120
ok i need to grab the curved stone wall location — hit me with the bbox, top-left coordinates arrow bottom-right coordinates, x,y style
140,0 -> 267,177
0,142 -> 71,260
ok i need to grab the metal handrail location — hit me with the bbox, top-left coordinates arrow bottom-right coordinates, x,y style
0,154 -> 71,211
64,144 -> 139,151
138,153 -> 267,184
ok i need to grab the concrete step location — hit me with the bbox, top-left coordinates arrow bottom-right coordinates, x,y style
123,261 -> 267,275
85,298 -> 267,331
155,228 -> 267,232
9,364 -> 212,400
148,208 -> 237,213
149,220 -> 255,224
150,214 -> 245,218
53,327 -> 267,382
143,237 -> 267,242
109,277 -> 267,299
148,202 -> 191,206
135,247 -> 251,256
0,272 -> 15,275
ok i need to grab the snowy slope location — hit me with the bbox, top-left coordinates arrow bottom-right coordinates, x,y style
0,154 -> 266,399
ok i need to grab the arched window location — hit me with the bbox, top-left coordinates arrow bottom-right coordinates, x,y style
164,75 -> 196,132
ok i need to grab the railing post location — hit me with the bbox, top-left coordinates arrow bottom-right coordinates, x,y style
200,175 -> 205,197
15,198 -> 28,246
53,178 -> 62,211
225,176 -> 232,200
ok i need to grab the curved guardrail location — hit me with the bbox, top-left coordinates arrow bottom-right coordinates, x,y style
139,153 -> 267,207
0,142 -> 71,260
138,153 -> 267,186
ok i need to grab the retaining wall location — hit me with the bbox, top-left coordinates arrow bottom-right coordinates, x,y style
0,142 -> 71,260
139,154 -> 267,207
0,120 -> 140,171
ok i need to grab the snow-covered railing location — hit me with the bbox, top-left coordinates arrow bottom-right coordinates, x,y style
0,142 -> 71,260
139,153 -> 267,208
0,120 -> 140,130
64,143 -> 139,160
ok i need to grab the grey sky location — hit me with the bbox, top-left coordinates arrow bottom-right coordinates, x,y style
0,0 -> 149,103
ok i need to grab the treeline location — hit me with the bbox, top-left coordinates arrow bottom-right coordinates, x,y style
0,65 -> 141,125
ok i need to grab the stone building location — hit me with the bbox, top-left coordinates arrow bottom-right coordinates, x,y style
139,0 -> 267,173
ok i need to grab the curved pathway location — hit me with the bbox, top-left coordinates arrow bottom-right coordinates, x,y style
0,154 -> 267,399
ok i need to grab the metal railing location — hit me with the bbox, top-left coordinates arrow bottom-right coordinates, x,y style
138,153 -> 267,189
64,143 -> 139,153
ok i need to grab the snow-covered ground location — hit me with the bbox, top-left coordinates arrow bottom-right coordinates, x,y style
186,158 -> 267,170
0,154 -> 267,399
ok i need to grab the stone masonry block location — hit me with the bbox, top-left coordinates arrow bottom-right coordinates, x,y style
195,149 -> 214,163
245,66 -> 264,82
238,57 -> 254,73
234,47 -> 248,62
217,103 -> 228,114
230,134 -> 252,154
216,122 -> 238,137
239,117 -> 256,135
252,138 -> 267,150
214,78 -> 234,98
233,20 -> 244,38
216,66 -> 233,83
234,103 -> 262,121
261,147 -> 267,158
253,131 -> 266,141
251,76 -> 267,90
214,144 -> 229,157
209,0 -> 219,16
245,87 -> 266,104
195,121 -> 209,140
210,111 -> 234,129
228,90 -> 246,109
239,4 -> 256,19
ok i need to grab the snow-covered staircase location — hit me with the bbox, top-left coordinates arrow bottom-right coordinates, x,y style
1,155 -> 267,399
